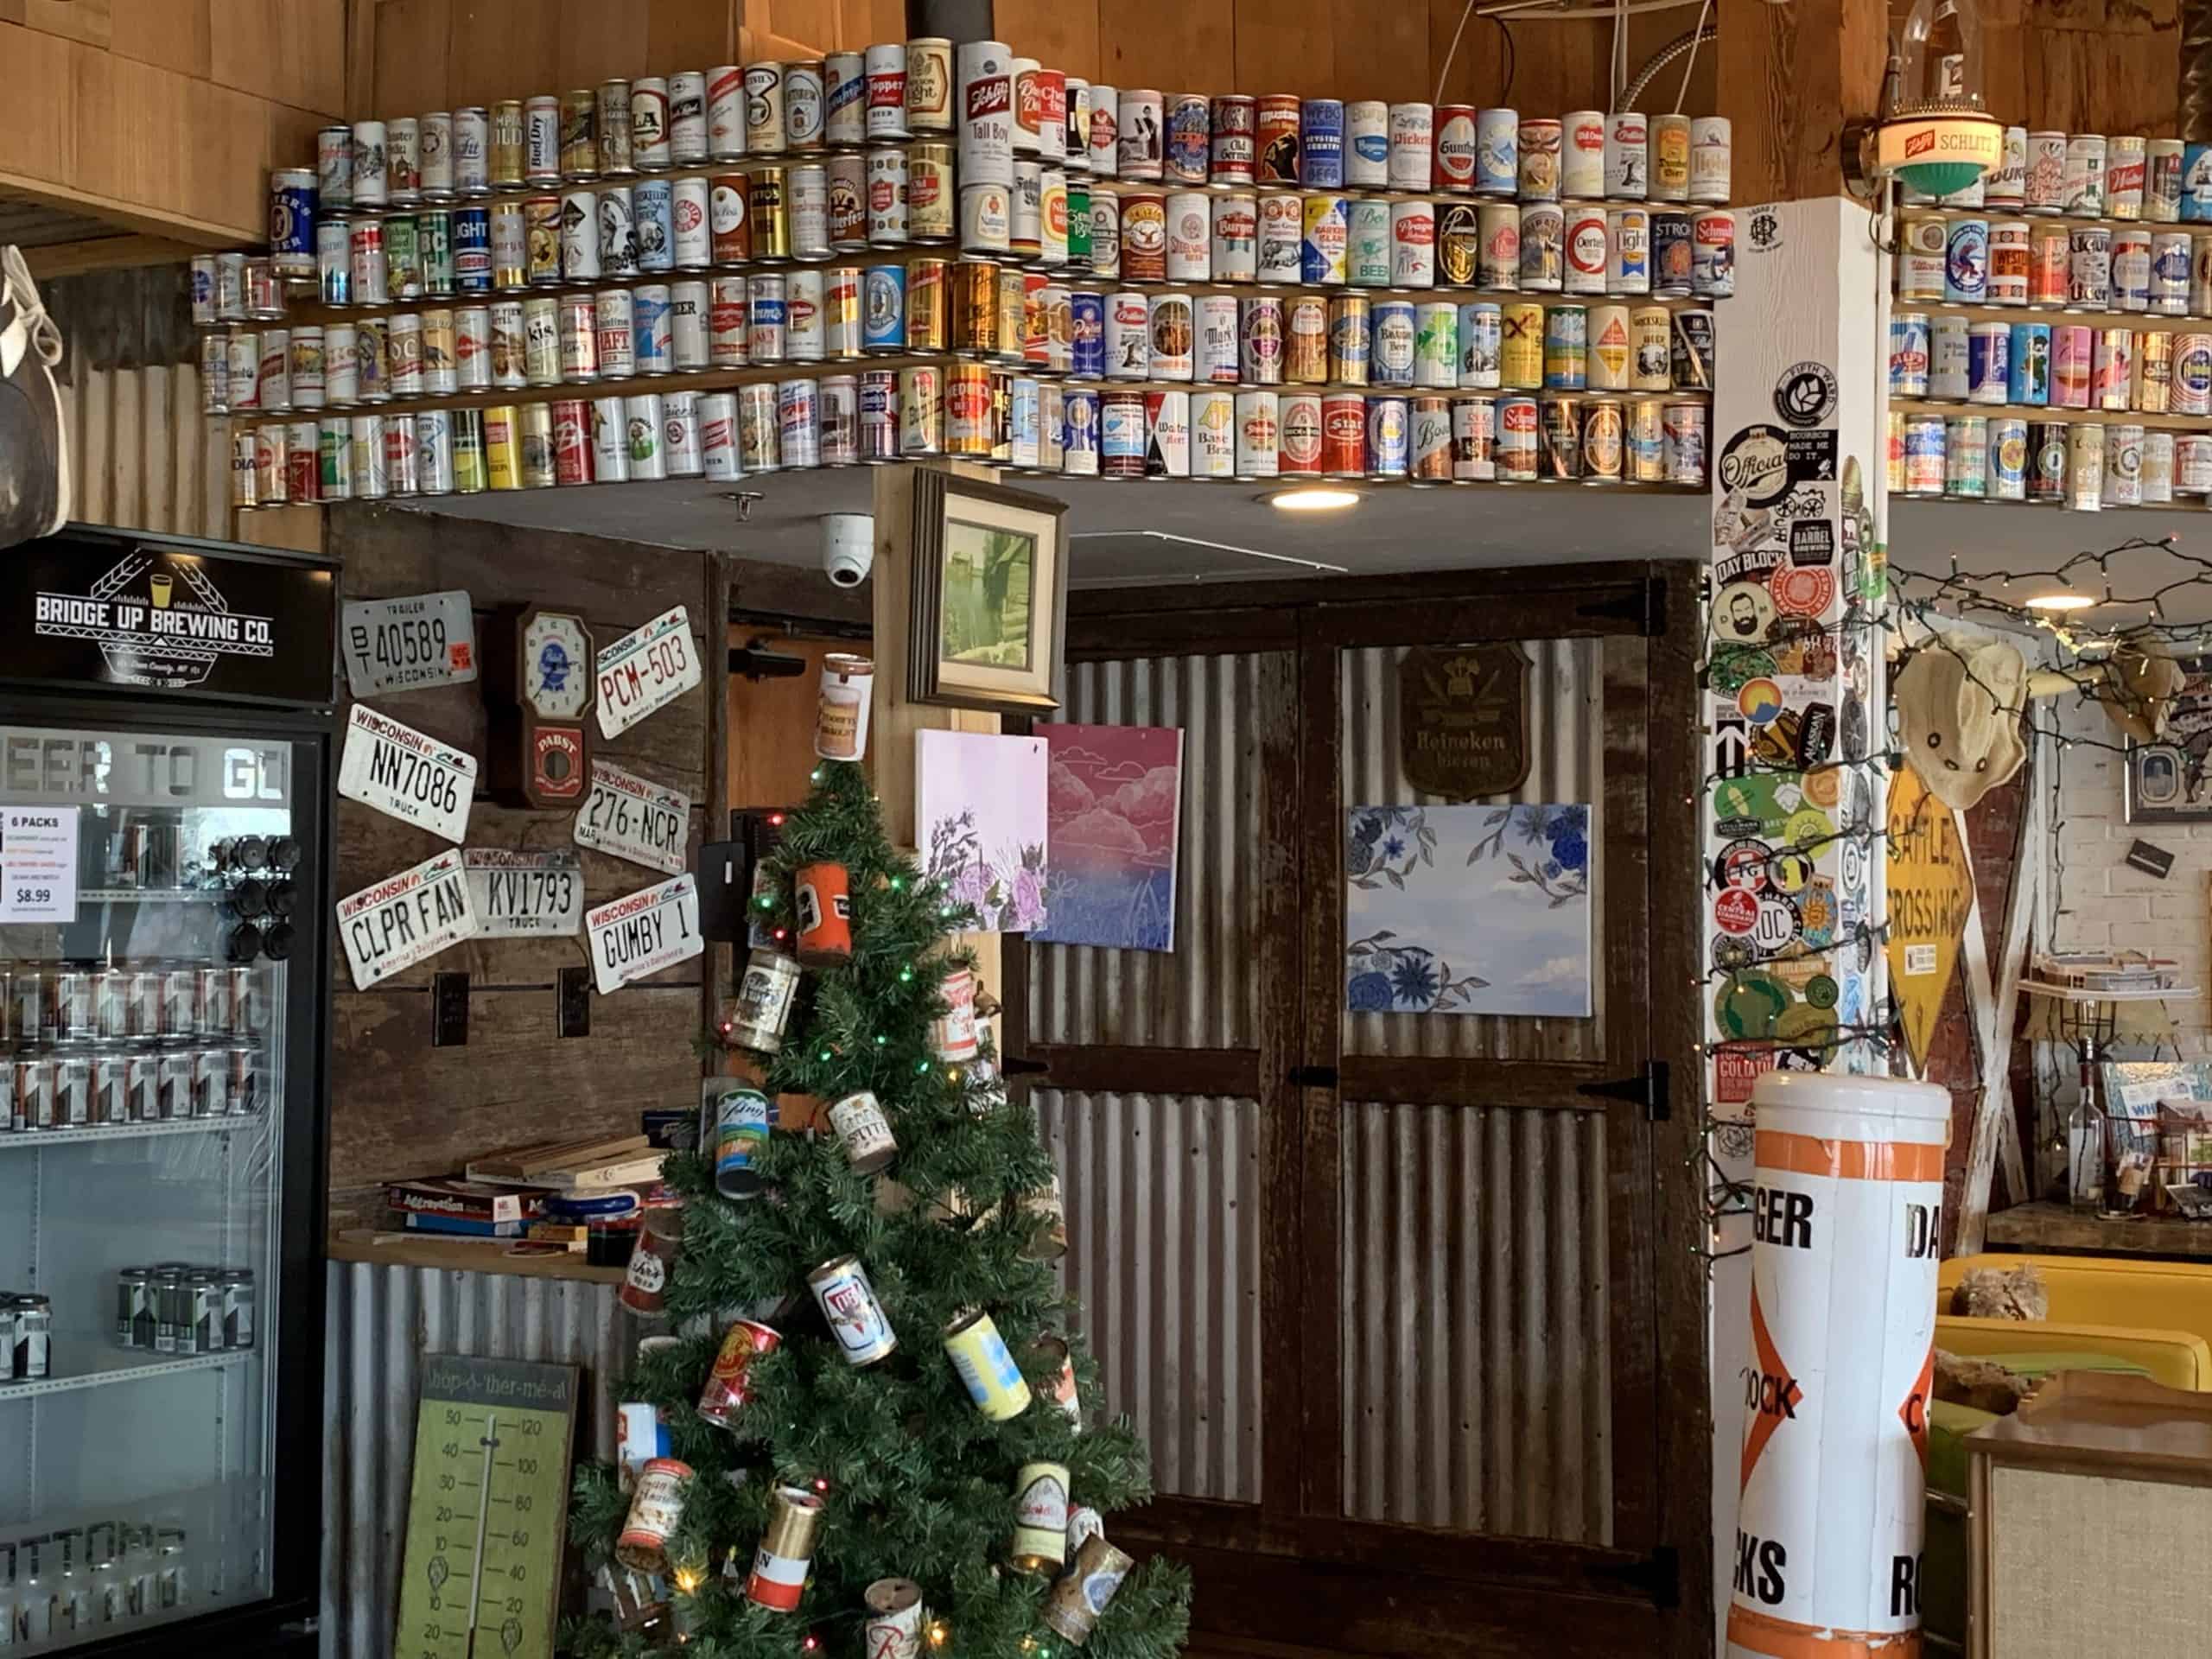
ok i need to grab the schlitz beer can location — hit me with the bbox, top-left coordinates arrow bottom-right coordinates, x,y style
550,401 -> 590,485
708,66 -> 747,161
1496,393 -> 1539,478
1691,209 -> 1734,297
1499,300 -> 1543,388
957,41 -> 1015,188
1234,388 -> 1279,476
1538,395 -> 1581,478
1452,394 -> 1496,480
1563,203 -> 1607,295
1211,95 -> 1256,183
673,175 -> 713,267
1459,301 -> 1501,387
1326,295 -> 1370,385
490,99 -> 525,188
1239,296 -> 1284,384
746,1486 -> 827,1611
1478,201 -> 1522,289
316,124 -> 353,208
700,391 -> 741,479
710,172 -> 752,263
1256,191 -> 1300,283
594,288 -> 636,378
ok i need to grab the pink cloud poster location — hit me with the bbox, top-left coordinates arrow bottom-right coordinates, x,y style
1032,723 -> 1184,952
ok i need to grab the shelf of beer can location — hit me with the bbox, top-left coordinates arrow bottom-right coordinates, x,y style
0,1116 -> 245,1153
1897,207 -> 2209,238
0,1342 -> 251,1401
1898,300 -> 2212,333
1892,397 -> 2212,435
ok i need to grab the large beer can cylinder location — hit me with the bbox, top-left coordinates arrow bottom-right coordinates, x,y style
1726,1072 -> 1949,1659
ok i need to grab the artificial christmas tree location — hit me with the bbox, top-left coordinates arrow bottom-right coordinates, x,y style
568,760 -> 1192,1659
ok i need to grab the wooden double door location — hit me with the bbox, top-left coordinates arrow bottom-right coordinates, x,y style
1003,562 -> 1707,1658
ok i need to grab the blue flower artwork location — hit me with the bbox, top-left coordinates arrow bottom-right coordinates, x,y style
1345,803 -> 1594,1018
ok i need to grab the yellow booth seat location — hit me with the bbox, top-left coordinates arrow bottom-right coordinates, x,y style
1936,1252 -> 2212,1390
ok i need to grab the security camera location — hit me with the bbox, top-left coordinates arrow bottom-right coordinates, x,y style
822,513 -> 874,588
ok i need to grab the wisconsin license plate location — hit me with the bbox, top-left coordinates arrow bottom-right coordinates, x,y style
338,703 -> 478,842
572,760 -> 690,874
337,849 -> 480,989
595,605 -> 701,739
465,848 -> 585,938
340,590 -> 478,698
586,874 -> 703,993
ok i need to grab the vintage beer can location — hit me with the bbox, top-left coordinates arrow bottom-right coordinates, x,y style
671,279 -> 710,369
1098,388 -> 1143,475
698,1319 -> 784,1428
960,181 -> 1011,254
2095,327 -> 2135,409
751,162 -> 791,257
1250,93 -> 1296,186
671,175 -> 713,268
1561,111 -> 1605,199
894,366 -> 936,455
2024,419 -> 2066,499
489,99 -> 529,189
957,41 -> 1015,191
1192,293 -> 1239,384
1414,301 -> 1459,388
1560,205 -> 1607,296
1385,102 -> 1435,193
1431,200 -> 1476,288
1966,321 -> 2008,404
859,369 -> 899,459
1283,297 -> 1327,384
1604,112 -> 1647,199
349,218 -> 388,307
1459,302 -> 1502,387
1691,209 -> 1733,297
1162,92 -> 1209,185
316,124 -> 354,209
1511,115 -> 1560,203
790,161 -> 831,258
1057,384 -> 1096,473
1325,295 -> 1370,385
270,169 -> 318,282
2181,432 -> 2212,493
510,398 -> 553,486
1670,307 -> 1715,391
1607,206 -> 1649,295
857,44 -> 907,145
351,412 -> 390,498
1987,416 -> 2028,499
1300,98 -> 1344,188
887,140 -> 942,243
1480,202 -> 1524,289
489,197 -> 531,287
595,288 -> 637,378
2065,132 -> 2107,215
2067,418 -> 2105,509
1182,385 -> 1233,476
2140,328 -> 2174,412
1253,190 -> 1298,283
1370,299 -> 1414,385
1944,414 -> 1988,497
742,63 -> 785,157
1166,190 -> 1211,282
556,87 -> 600,180
1495,394 -> 1539,479
452,105 -> 493,195
1389,199 -> 1436,289
944,360 -> 991,454
1404,394 -> 1450,481
1300,194 -> 1348,285
2175,332 -> 2212,416
1142,292 -> 1191,381
709,171 -> 753,263
901,36 -> 952,134
1586,302 -> 1630,391
1451,394 -> 1496,480
1211,95 -> 1256,183
2142,427 -> 2175,502
2004,320 -> 2050,404
1226,296 -> 1278,385
483,401 -> 527,486
860,263 -> 906,352
352,118 -> 391,208
1580,397 -> 1624,481
1234,388 -> 1279,476
1203,192 -> 1257,285
2024,224 -> 2068,303
550,400 -> 590,485
1277,390 -> 1324,474
698,391 -> 740,480
1887,310 -> 1929,398
1650,113 -> 1690,203
1321,391 -> 1366,474
736,381 -> 779,469
1543,304 -> 1587,390
2051,323 -> 2093,407
1112,87 -> 1162,181
633,283 -> 673,374
285,418 -> 321,501
864,147 -> 909,245
1347,198 -> 1391,287
773,378 -> 817,467
1336,99 -> 1385,188
746,1486 -> 827,1612
2109,134 -> 2148,219
747,270 -> 787,362
1644,210 -> 1689,299
1662,401 -> 1706,485
1625,396 -> 1665,481
1472,106 -> 1518,196
593,186 -> 638,278
1498,300 -> 1543,388
1897,215 -> 1944,301
1983,218 -> 2030,304
1011,1463 -> 1072,1573
2152,232 -> 2191,314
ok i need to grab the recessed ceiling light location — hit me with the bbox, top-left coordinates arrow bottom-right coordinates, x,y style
2023,592 -> 2096,612
1267,486 -> 1363,512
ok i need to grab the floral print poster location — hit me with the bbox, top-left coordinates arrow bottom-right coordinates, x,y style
918,730 -> 1051,933
1345,803 -> 1593,1017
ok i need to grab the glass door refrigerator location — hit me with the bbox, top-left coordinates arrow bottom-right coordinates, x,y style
0,525 -> 337,1657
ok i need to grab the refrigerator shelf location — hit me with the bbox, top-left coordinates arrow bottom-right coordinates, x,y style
0,1344 -> 256,1402
0,1117 -> 245,1153
73,887 -> 228,905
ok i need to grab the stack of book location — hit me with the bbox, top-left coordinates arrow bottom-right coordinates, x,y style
384,1178 -> 551,1239
386,1137 -> 667,1247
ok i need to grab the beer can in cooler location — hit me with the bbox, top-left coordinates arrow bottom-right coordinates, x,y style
1321,391 -> 1366,475
1989,416 -> 2028,500
2066,418 -> 2104,509
1515,115 -> 1560,202
1662,401 -> 1706,486
2105,421 -> 2145,506
1235,389 -> 1279,477
2143,428 -> 2176,503
1366,395 -> 1409,479
1452,394 -> 1496,480
1391,200 -> 1436,288
1944,414 -> 1988,497
1967,322 -> 2009,404
1190,387 -> 1236,479
1061,385 -> 1098,474
1300,99 -> 1344,188
1278,390 -> 1324,475
2007,321 -> 2050,404
1459,302 -> 1502,388
1496,395 -> 1539,480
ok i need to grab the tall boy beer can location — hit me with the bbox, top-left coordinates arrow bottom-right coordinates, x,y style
746,1486 -> 826,1612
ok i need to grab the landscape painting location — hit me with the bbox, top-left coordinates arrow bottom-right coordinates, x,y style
1032,723 -> 1185,952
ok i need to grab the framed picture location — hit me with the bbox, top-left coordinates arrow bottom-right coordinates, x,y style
907,470 -> 1069,715
2125,650 -> 2212,823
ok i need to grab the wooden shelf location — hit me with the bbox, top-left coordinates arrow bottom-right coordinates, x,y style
1986,1198 -> 2212,1261
1896,299 -> 2212,332
1899,205 -> 2192,238
327,1228 -> 627,1284
1895,397 -> 2212,434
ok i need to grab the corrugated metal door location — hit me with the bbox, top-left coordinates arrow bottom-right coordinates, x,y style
1017,568 -> 1704,1659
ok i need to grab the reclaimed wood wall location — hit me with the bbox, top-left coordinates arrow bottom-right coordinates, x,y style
0,0 -> 343,245
322,505 -> 727,1229
359,0 -> 1713,132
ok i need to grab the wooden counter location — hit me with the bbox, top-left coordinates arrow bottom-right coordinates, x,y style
327,1229 -> 627,1285
1985,1200 -> 2212,1262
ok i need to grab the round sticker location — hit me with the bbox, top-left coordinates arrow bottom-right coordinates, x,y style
1751,894 -> 1801,955
1801,766 -> 1841,810
1716,424 -> 1792,508
1840,833 -> 1867,894
1803,972 -> 1840,1010
1766,849 -> 1815,893
1714,969 -> 1792,1039
1770,563 -> 1836,617
1714,838 -> 1773,893
1773,1001 -> 1838,1045
1751,710 -> 1802,764
1773,360 -> 1839,428
1714,887 -> 1759,935
1796,879 -> 1840,949
1785,807 -> 1834,849
1738,677 -> 1786,724
1713,580 -> 1778,645
1712,934 -> 1755,972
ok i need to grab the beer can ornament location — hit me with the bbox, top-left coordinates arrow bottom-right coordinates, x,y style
815,652 -> 874,760
698,1318 -> 783,1429
747,1485 -> 827,1612
725,949 -> 803,1055
709,1083 -> 772,1197
615,1458 -> 694,1573
1725,1074 -> 1950,1659
944,1306 -> 1033,1420
1012,1462 -> 1072,1572
810,1252 -> 897,1365
828,1089 -> 898,1175
1043,1533 -> 1136,1647
866,1579 -> 925,1659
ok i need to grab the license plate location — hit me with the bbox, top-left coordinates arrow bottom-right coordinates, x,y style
337,849 -> 480,989
586,874 -> 703,994
464,848 -> 584,938
572,760 -> 690,874
338,703 -> 478,842
340,590 -> 478,698
595,604 -> 701,739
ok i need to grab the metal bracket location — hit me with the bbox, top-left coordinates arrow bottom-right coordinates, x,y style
432,972 -> 469,1047
1575,1059 -> 1670,1122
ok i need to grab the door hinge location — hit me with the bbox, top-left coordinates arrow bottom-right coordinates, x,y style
1575,575 -> 1666,636
1592,1544 -> 1680,1607
1576,1059 -> 1669,1121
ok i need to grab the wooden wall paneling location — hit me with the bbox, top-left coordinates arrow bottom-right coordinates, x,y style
1101,0 -> 1233,96
372,0 -> 453,115
995,0 -> 1101,84
207,0 -> 346,114
0,23 -> 74,187
646,0 -> 737,71
1233,0 -> 1330,99
110,0 -> 211,82
0,1 -> 26,24
24,0 -> 109,48
1335,0 -> 1428,105
1717,0 -> 1885,202
728,632 -> 847,808
445,0 -> 562,111
556,0 -> 650,86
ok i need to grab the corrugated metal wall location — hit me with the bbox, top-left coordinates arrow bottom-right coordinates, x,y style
1341,640 -> 1608,1060
1035,1090 -> 1264,1504
1340,1102 -> 1612,1543
321,1262 -> 626,1659
1029,652 -> 1289,1051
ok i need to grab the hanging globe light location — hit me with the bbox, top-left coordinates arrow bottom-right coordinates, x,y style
1864,0 -> 2003,198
